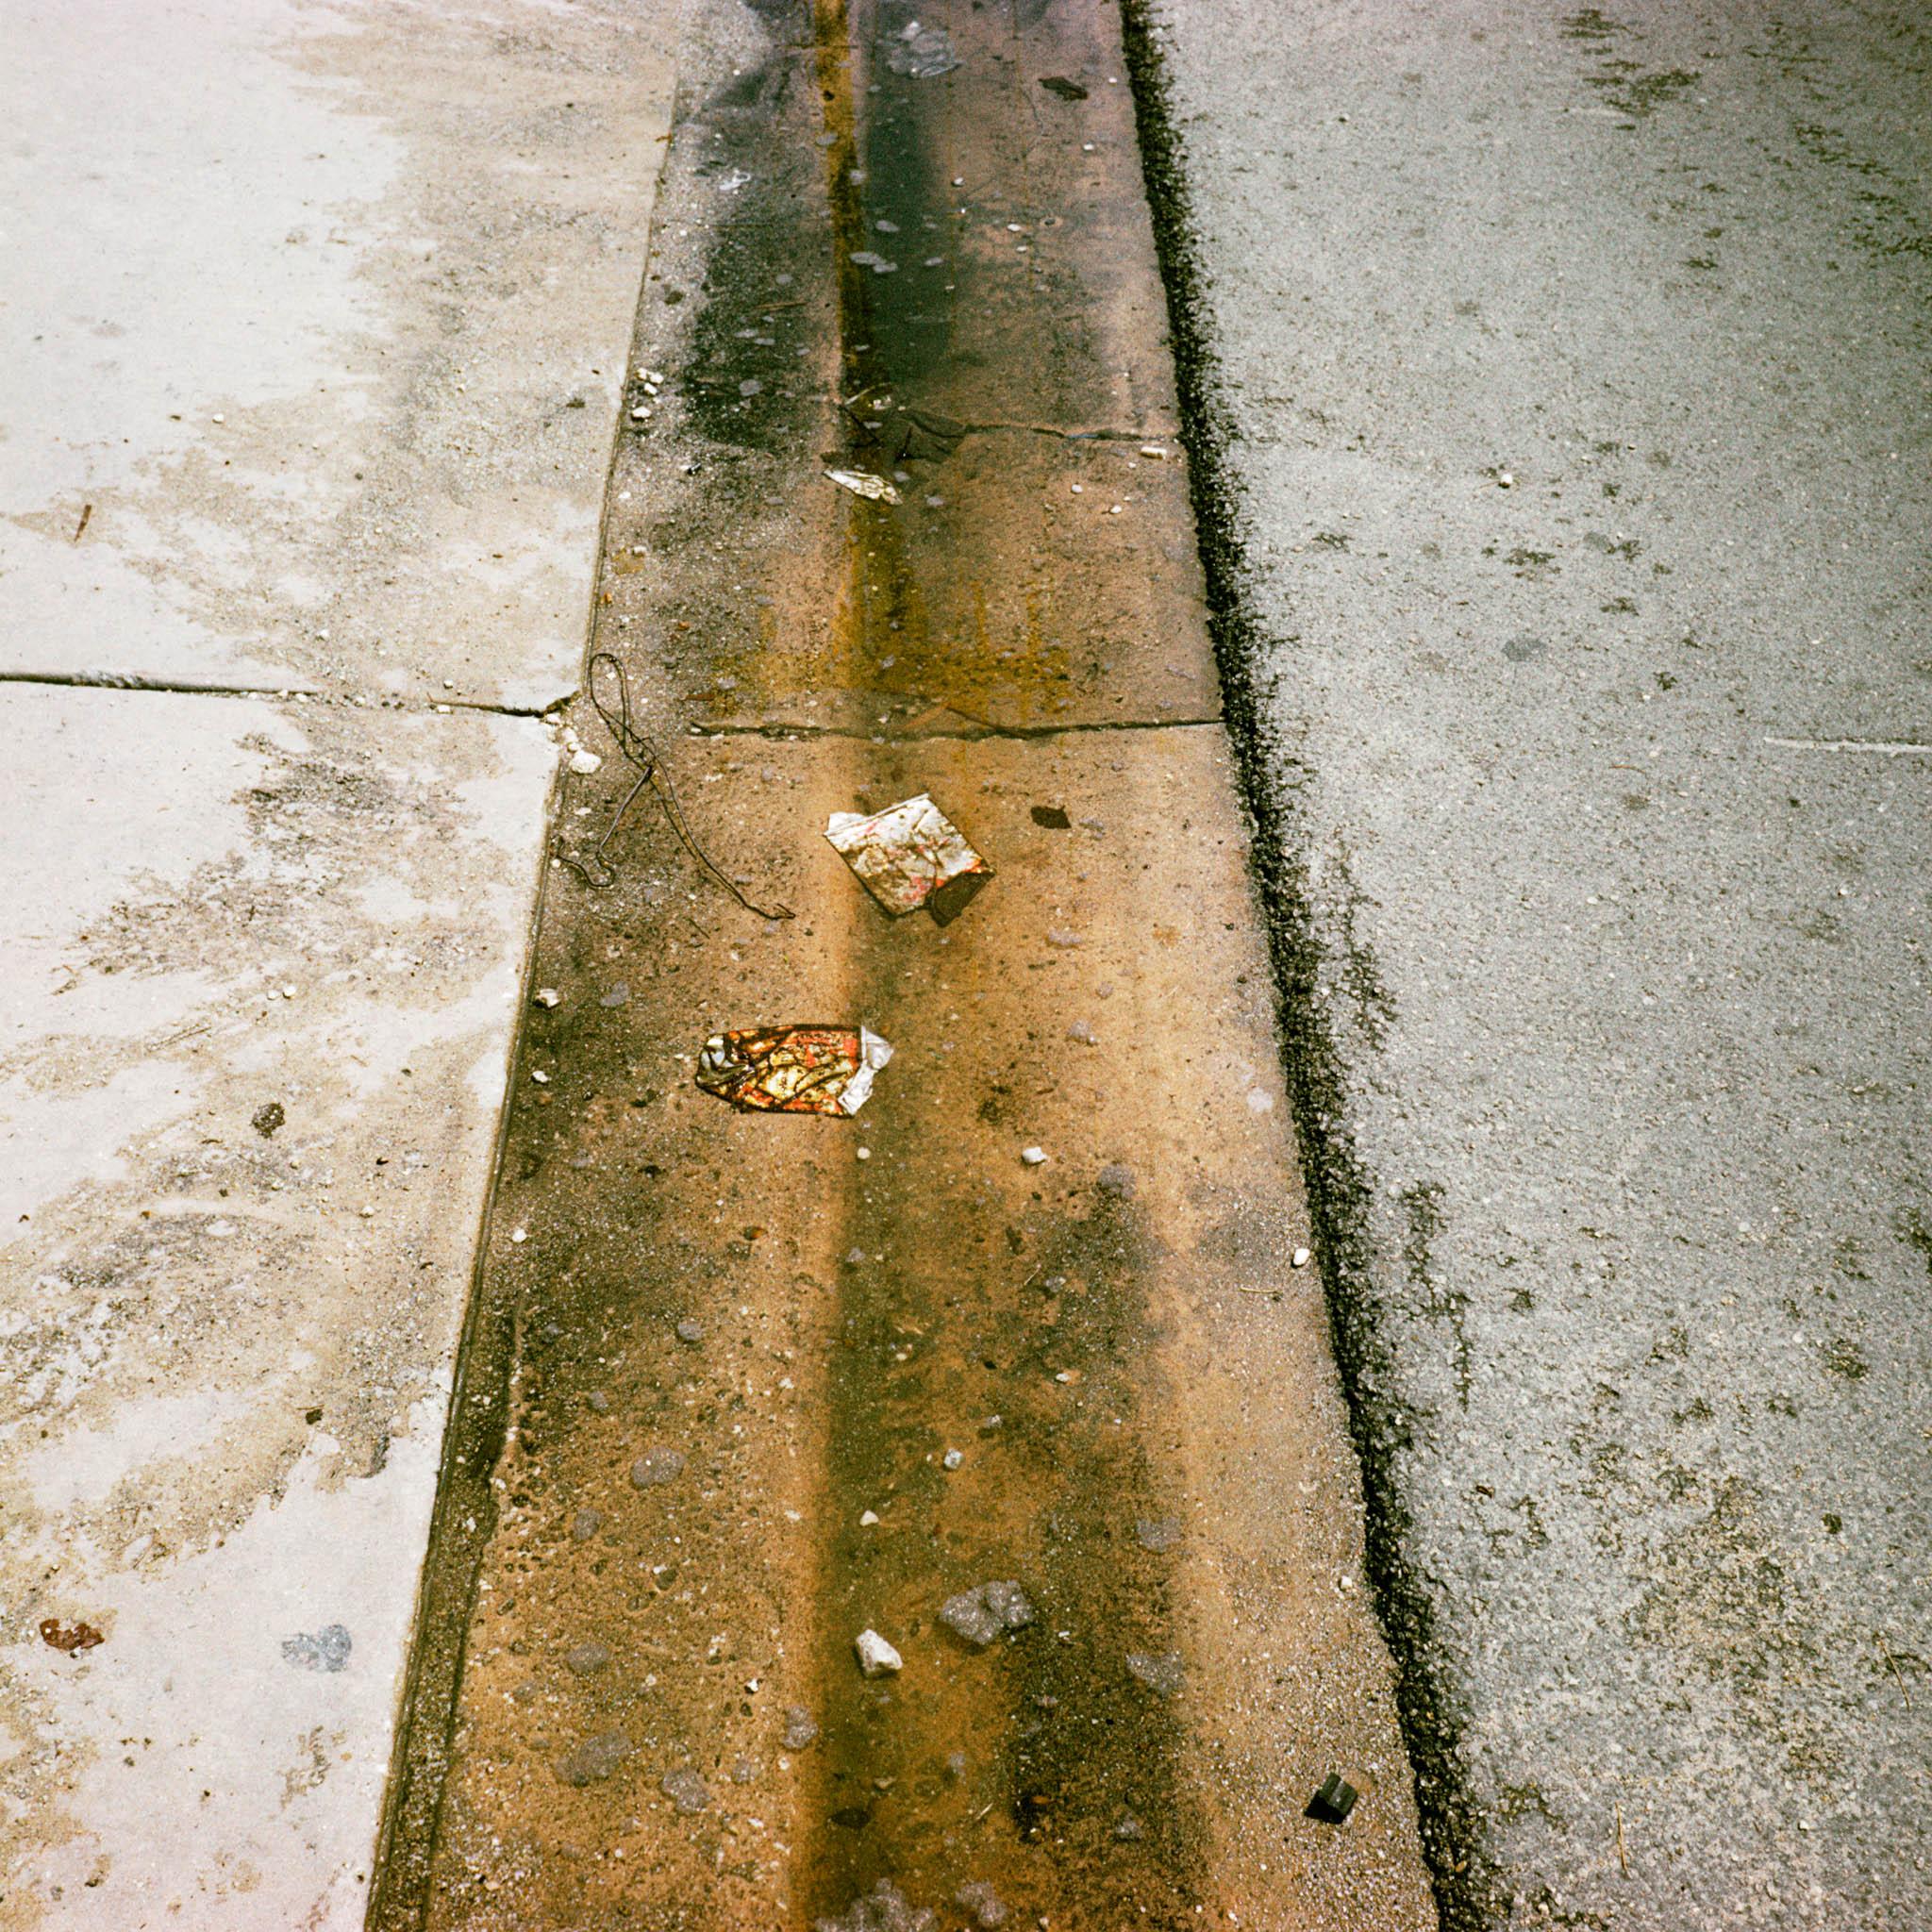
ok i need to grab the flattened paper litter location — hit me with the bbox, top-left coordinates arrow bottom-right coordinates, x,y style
825,792 -> 991,921
824,467 -> 901,503
695,1024 -> 892,1116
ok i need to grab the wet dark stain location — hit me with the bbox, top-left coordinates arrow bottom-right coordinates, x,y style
1898,1207 -> 1932,1285
680,54 -> 823,456
807,1104 -> 1206,1924
795,28 -> 1208,1901
1400,1181 -> 1470,1408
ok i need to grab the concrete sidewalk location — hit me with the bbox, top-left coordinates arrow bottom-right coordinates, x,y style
0,2 -> 672,1923
1130,1 -> 1932,1926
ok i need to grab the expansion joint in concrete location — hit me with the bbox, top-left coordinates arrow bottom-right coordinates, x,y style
695,713 -> 1226,744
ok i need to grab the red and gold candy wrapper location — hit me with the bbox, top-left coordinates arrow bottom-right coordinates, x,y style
694,1024 -> 893,1116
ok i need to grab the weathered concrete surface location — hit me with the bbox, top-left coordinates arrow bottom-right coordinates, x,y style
372,2 -> 1431,1926
1127,1 -> 1932,1926
2,0 -> 665,709
0,1 -> 673,1924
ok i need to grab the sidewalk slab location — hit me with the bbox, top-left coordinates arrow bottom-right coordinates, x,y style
0,0 -> 675,1923
1,0 -> 672,709
0,686 -> 552,1927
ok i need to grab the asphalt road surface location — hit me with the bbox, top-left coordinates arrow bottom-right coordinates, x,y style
1128,1 -> 1932,1924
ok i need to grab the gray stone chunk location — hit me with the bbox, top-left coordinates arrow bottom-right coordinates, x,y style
956,1879 -> 1008,1927
630,1446 -> 686,1488
660,1766 -> 709,1814
1125,1649 -> 1185,1695
813,1878 -> 936,1932
939,1579 -> 1035,1648
556,1729 -> 631,1787
280,1624 -> 351,1673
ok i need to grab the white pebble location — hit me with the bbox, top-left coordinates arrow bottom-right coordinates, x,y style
1021,1146 -> 1047,1167
855,1629 -> 902,1677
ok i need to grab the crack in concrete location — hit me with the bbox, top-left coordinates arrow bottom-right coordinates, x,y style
1764,734 -> 1932,757
0,669 -> 318,698
0,669 -> 571,721
919,419 -> 1177,444
695,712 -> 1224,742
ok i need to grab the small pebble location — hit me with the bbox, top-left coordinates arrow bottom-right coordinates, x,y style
675,1318 -> 706,1344
534,988 -> 561,1008
956,1880 -> 1009,1928
1096,1162 -> 1135,1199
1307,1772 -> 1359,1824
942,1448 -> 963,1470
661,1767 -> 710,1814
1021,1146 -> 1047,1167
783,1707 -> 820,1750
855,1628 -> 902,1677
860,1508 -> 881,1526
530,1069 -> 549,1084
630,1446 -> 686,1488
979,1413 -> 1004,1433
572,1507 -> 603,1541
587,1390 -> 609,1413
565,1641 -> 610,1675
556,1730 -> 631,1788
1291,1246 -> 1312,1268
1067,1019 -> 1096,1045
599,983 -> 630,1008
940,1581 -> 1036,1649
1125,1650 -> 1185,1695
1046,927 -> 1083,948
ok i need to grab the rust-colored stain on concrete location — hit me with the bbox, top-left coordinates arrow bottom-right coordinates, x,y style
371,2 -> 1432,1927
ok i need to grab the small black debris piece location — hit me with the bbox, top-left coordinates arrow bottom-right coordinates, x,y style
1040,75 -> 1089,100
252,1100 -> 286,1138
1306,1773 -> 1358,1824
1030,805 -> 1072,829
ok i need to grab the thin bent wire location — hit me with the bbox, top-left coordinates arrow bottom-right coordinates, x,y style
557,651 -> 794,923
